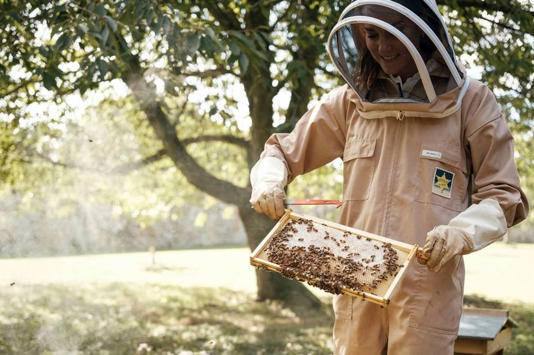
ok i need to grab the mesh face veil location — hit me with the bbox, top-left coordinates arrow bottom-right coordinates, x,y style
328,0 -> 465,104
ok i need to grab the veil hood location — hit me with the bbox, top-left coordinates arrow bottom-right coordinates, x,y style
327,0 -> 469,117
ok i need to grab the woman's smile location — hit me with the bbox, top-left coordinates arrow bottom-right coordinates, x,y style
380,54 -> 399,61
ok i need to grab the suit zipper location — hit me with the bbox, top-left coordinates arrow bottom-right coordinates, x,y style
397,82 -> 403,97
382,119 -> 401,237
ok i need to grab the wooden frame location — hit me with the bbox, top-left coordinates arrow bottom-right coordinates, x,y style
250,209 -> 420,306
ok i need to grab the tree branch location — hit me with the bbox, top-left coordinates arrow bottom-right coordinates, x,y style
438,0 -> 534,16
33,151 -> 90,171
183,134 -> 249,149
30,132 -> 250,176
1,78 -> 39,99
110,149 -> 167,174
112,134 -> 249,174
126,62 -> 250,205
180,68 -> 237,79
476,15 -> 522,33
202,2 -> 242,30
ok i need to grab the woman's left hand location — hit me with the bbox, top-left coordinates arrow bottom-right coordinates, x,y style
421,225 -> 473,272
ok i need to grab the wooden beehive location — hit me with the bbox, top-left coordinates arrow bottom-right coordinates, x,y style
454,308 -> 517,355
250,210 -> 419,306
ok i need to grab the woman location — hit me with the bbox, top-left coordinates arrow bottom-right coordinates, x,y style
250,0 -> 528,354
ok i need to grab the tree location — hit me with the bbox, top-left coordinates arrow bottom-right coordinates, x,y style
1,0 -> 532,308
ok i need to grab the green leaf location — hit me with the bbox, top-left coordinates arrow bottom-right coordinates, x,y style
79,83 -> 88,95
200,35 -> 218,56
96,4 -> 106,17
38,46 -> 50,57
117,35 -> 131,55
255,32 -> 271,50
101,26 -> 110,46
229,41 -> 240,56
219,110 -> 232,120
146,9 -> 154,25
54,33 -> 71,52
238,53 -> 249,73
104,16 -> 117,32
161,16 -> 171,33
97,59 -> 108,78
88,19 -> 100,33
184,32 -> 200,54
87,62 -> 96,78
229,31 -> 269,62
42,72 -> 56,90
228,53 -> 239,67
205,28 -> 216,40
229,31 -> 255,48
78,23 -> 88,34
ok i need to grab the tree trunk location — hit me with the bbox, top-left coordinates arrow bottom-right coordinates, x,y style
238,205 -> 322,310
197,1 -> 325,311
125,64 -> 323,310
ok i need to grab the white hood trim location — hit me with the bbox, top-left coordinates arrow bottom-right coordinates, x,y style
328,15 -> 437,101
339,0 -> 462,85
422,0 -> 457,59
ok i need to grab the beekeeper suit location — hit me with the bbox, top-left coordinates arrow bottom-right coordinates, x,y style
250,0 -> 529,353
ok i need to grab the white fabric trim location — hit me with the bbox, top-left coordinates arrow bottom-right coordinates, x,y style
250,157 -> 288,187
422,0 -> 457,59
343,0 -> 462,85
328,15 -> 437,101
448,198 -> 507,252
340,0 -> 457,63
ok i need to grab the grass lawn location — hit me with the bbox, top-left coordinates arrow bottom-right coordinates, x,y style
0,242 -> 533,354
0,284 -> 334,354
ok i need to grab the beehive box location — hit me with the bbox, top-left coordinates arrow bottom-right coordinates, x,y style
250,210 -> 419,306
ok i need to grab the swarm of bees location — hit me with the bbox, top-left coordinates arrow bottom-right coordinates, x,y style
263,218 -> 401,295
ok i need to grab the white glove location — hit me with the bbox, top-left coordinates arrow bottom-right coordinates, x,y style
249,157 -> 288,220
422,198 -> 507,272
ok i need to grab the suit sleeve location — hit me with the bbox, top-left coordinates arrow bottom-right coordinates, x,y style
465,84 -> 529,227
260,86 -> 350,183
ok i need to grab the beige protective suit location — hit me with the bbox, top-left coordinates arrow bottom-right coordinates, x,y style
252,0 -> 529,353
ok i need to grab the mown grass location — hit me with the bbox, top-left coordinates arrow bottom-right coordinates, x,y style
0,283 -> 333,354
0,284 -> 532,354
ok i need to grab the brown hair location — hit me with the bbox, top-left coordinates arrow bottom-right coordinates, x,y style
352,24 -> 382,94
353,25 -> 437,94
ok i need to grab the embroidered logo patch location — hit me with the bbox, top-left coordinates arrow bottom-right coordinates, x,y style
432,167 -> 454,198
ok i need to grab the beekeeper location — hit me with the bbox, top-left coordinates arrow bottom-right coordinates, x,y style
250,0 -> 529,353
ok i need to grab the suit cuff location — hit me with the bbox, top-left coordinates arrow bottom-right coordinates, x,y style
448,198 -> 507,252
250,157 -> 288,187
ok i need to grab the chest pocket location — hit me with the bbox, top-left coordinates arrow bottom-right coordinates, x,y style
342,137 -> 376,201
415,145 -> 469,212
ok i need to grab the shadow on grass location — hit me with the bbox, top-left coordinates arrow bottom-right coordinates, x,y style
1,283 -> 530,354
0,283 -> 334,354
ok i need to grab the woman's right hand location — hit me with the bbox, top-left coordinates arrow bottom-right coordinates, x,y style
249,157 -> 288,220
250,183 -> 286,220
